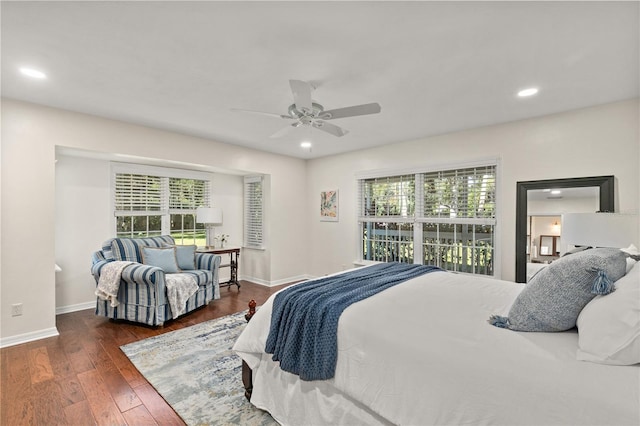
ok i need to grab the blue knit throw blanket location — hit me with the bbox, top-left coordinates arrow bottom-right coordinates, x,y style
265,262 -> 442,381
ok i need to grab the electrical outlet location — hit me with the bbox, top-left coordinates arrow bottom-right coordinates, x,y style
11,303 -> 23,317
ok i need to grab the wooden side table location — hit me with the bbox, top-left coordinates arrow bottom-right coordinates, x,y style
197,247 -> 240,290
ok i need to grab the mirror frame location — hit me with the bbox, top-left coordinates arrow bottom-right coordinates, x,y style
515,175 -> 615,283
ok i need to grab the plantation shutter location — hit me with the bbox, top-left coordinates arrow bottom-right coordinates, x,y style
244,175 -> 264,248
358,174 -> 416,221
114,173 -> 166,215
422,165 -> 496,220
168,178 -> 210,210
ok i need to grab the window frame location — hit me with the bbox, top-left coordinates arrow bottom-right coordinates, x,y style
111,163 -> 213,243
356,158 -> 501,278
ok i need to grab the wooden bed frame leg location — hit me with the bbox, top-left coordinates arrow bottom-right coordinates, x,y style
242,360 -> 253,400
242,299 -> 257,401
245,299 -> 257,322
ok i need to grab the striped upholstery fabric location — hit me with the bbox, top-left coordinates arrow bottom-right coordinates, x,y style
106,235 -> 176,263
92,236 -> 221,326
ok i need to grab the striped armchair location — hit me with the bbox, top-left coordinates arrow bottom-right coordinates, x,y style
91,235 -> 221,326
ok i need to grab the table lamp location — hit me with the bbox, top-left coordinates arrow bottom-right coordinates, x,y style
196,207 -> 223,249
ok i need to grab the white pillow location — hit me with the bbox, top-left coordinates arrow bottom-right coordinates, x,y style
576,261 -> 640,365
620,243 -> 640,256
621,244 -> 639,273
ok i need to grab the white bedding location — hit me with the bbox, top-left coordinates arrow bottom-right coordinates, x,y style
233,268 -> 640,426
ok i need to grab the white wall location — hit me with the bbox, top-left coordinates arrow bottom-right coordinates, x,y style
1,99 -> 307,346
306,99 -> 640,280
54,156 -> 111,312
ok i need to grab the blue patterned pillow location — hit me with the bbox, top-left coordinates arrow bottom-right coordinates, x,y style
141,246 -> 180,273
490,248 -> 627,332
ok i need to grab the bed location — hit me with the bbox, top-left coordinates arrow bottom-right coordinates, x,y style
233,251 -> 640,426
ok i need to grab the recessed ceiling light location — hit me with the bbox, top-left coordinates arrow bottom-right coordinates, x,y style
517,87 -> 539,97
300,141 -> 312,149
19,67 -> 47,79
550,189 -> 562,195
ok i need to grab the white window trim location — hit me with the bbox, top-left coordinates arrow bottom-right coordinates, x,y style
354,157 -> 500,180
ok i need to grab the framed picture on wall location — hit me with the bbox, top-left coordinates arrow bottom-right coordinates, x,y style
320,190 -> 339,222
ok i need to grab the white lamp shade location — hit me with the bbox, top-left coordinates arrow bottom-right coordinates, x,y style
196,207 -> 223,225
562,213 -> 639,248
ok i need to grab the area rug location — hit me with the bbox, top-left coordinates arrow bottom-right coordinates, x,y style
120,311 -> 277,426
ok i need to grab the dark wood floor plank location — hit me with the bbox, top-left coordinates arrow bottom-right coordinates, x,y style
134,383 -> 185,426
77,369 -> 128,426
45,338 -> 74,378
32,379 -> 69,425
56,374 -> 87,407
2,346 -> 35,425
91,337 -> 143,412
122,403 -> 160,425
99,339 -> 148,389
67,347 -> 96,374
28,346 -> 55,384
1,280 -> 291,425
64,400 -> 97,425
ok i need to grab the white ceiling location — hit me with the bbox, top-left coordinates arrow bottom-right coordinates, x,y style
2,1 -> 638,160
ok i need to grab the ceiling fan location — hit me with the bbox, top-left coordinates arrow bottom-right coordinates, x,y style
232,80 -> 381,138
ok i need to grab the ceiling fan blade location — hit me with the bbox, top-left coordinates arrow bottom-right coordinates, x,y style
319,102 -> 381,120
230,108 -> 292,119
289,80 -> 313,114
312,120 -> 349,137
269,122 -> 302,139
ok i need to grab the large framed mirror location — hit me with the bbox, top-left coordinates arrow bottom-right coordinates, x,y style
515,175 -> 615,283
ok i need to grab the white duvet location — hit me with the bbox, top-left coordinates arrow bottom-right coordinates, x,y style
233,269 -> 640,426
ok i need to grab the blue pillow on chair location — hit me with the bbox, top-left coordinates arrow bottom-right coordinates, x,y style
141,246 -> 180,273
169,245 -> 197,270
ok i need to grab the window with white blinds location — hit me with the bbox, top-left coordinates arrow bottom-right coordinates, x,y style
358,163 -> 497,276
112,165 -> 211,244
114,174 -> 165,214
244,175 -> 264,249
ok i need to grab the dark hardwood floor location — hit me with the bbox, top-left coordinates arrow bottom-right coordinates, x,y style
1,281 -> 289,425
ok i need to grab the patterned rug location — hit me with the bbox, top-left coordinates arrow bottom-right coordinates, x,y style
120,311 -> 277,426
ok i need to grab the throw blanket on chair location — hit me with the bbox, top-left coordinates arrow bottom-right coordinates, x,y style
95,261 -> 134,307
165,274 -> 198,319
265,262 -> 443,381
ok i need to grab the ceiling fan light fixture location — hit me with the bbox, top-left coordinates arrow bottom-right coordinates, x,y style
235,80 -> 381,139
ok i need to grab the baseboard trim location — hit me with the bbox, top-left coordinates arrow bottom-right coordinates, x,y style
56,301 -> 95,315
0,327 -> 60,349
241,274 -> 313,287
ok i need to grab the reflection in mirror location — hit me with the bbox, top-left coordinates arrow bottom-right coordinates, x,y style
516,176 -> 615,283
539,235 -> 557,256
526,188 -> 599,281
526,187 -> 600,281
